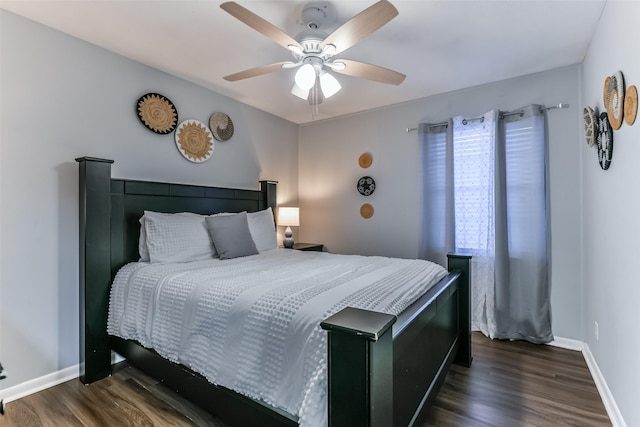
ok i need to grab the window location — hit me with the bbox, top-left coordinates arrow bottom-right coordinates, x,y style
453,115 -> 494,253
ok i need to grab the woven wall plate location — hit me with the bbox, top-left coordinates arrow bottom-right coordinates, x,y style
607,89 -> 624,130
174,120 -> 214,163
603,76 -> 611,107
597,112 -> 613,171
583,106 -> 597,147
360,203 -> 374,219
136,93 -> 178,134
209,112 -> 234,141
358,152 -> 373,168
624,85 -> 638,126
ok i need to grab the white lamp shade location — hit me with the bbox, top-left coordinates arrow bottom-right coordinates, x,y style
320,72 -> 341,98
291,82 -> 310,100
278,207 -> 300,227
295,64 -> 316,90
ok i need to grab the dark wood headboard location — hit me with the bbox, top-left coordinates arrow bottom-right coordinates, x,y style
76,157 -> 277,383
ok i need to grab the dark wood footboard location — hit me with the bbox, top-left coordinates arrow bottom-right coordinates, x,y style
321,254 -> 471,427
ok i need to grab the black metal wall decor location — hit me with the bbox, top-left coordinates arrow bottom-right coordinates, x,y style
136,93 -> 178,134
357,176 -> 376,196
597,112 -> 613,170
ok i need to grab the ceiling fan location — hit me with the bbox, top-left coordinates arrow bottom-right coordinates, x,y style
220,0 -> 406,117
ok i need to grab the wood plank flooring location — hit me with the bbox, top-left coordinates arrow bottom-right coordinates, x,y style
423,334 -> 611,426
1,333 -> 610,426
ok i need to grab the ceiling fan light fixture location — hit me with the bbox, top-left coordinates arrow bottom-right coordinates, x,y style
291,82 -> 310,100
295,63 -> 317,90
320,71 -> 341,98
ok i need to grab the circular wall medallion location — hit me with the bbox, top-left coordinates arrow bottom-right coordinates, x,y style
209,112 -> 234,141
136,93 -> 178,134
596,112 -> 613,171
603,76 -> 611,107
358,152 -> 373,168
607,89 -> 624,130
624,85 -> 638,126
360,203 -> 374,219
175,120 -> 214,162
357,176 -> 376,196
583,106 -> 596,147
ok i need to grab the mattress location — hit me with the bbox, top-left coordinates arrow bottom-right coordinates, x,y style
107,249 -> 447,427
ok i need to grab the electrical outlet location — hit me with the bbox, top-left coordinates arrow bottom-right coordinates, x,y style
595,321 -> 599,341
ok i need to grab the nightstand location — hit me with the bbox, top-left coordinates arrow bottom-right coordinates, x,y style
291,243 -> 324,252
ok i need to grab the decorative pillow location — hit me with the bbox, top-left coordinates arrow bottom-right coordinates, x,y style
205,212 -> 259,260
247,207 -> 277,252
143,211 -> 214,263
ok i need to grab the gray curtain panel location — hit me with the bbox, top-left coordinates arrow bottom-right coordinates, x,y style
418,120 -> 454,268
420,105 -> 552,343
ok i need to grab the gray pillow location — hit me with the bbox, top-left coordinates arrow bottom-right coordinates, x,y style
205,212 -> 259,260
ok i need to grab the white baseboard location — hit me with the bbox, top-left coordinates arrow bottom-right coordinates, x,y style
0,364 -> 79,404
546,336 -> 584,351
0,353 -> 124,404
582,343 -> 627,427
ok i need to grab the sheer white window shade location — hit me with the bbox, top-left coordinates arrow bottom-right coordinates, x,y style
452,112 -> 495,253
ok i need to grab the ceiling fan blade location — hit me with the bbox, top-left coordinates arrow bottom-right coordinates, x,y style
223,62 -> 294,81
321,0 -> 398,55
220,2 -> 304,52
331,59 -> 406,85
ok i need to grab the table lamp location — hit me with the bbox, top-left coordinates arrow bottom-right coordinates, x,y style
278,207 -> 299,248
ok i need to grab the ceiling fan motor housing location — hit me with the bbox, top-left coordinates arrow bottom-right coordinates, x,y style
301,1 -> 336,30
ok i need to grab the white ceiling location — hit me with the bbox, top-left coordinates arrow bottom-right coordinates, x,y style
1,0 -> 605,124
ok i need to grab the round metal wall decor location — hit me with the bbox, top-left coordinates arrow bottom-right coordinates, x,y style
624,85 -> 638,126
209,112 -> 234,141
357,176 -> 376,196
358,152 -> 373,168
360,203 -> 374,219
136,93 -> 178,134
596,112 -> 613,171
174,119 -> 214,163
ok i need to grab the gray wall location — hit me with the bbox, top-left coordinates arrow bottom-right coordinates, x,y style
298,65 -> 584,342
582,2 -> 640,425
0,10 -> 299,389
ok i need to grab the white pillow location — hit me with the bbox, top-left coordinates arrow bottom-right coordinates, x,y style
138,216 -> 150,262
247,207 -> 277,252
143,211 -> 214,263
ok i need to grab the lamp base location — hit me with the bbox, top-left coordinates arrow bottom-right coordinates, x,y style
283,226 -> 294,248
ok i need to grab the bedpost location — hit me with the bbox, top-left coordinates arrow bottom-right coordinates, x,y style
447,253 -> 473,367
259,180 -> 277,213
321,307 -> 396,427
76,157 -> 114,384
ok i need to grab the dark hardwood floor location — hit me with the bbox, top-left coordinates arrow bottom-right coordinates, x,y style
2,333 -> 610,426
423,334 -> 610,426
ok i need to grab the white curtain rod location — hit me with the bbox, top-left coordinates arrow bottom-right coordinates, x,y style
405,103 -> 570,133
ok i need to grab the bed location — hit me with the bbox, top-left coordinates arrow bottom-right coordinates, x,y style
76,157 -> 472,427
